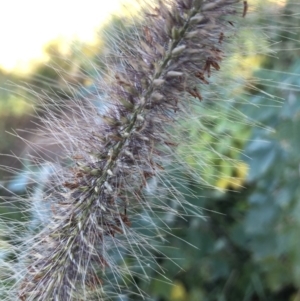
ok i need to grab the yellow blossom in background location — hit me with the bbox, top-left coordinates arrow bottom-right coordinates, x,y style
170,281 -> 188,301
216,162 -> 249,191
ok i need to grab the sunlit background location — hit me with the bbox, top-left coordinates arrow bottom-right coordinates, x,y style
0,0 -> 137,179
0,0 -> 132,73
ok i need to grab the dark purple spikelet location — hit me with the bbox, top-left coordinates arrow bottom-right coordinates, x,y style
10,0 -> 245,300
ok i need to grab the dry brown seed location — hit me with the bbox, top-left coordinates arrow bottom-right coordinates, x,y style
219,32 -> 224,44
190,13 -> 204,24
102,115 -> 121,126
124,150 -> 134,159
187,87 -> 202,101
151,92 -> 164,102
164,17 -> 173,36
153,78 -> 165,86
211,60 -> 220,71
202,2 -> 219,11
172,45 -> 186,56
243,1 -> 248,17
63,181 -> 79,189
115,74 -> 132,87
155,43 -> 166,56
204,63 -> 211,77
186,30 -> 199,39
171,27 -> 180,40
145,13 -> 158,17
166,71 -> 183,77
143,26 -> 153,44
104,182 -> 113,192
195,71 -> 209,84
136,114 -> 144,122
140,40 -> 154,56
90,168 -> 101,176
119,98 -> 134,110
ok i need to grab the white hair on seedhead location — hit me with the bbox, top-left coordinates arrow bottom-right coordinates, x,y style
0,0 -> 299,300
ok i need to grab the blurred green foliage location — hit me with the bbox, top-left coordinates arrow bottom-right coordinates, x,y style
142,71 -> 300,301
127,2 -> 300,301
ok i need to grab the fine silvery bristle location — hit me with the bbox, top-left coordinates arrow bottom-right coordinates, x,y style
3,1 -> 247,300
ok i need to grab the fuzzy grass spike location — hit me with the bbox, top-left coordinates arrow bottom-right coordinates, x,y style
1,0 -> 247,300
